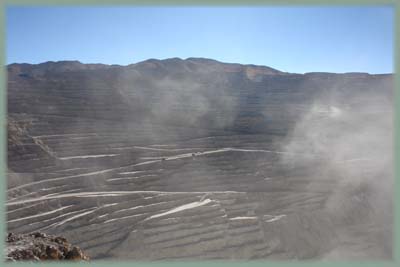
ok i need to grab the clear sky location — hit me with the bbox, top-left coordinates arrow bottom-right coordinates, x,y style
6,6 -> 394,74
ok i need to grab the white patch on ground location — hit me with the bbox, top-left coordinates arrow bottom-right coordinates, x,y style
133,160 -> 161,166
103,203 -> 119,207
59,154 -> 118,160
264,214 -> 287,223
106,177 -> 137,182
146,199 -> 212,220
32,133 -> 98,138
115,146 -> 197,152
230,216 -> 258,220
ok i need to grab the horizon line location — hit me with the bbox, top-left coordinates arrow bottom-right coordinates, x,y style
6,57 -> 394,76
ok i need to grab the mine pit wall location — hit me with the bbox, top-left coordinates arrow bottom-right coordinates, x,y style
6,60 -> 393,260
7,187 -> 377,260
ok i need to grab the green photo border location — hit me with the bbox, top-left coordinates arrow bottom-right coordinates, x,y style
0,1 -> 398,266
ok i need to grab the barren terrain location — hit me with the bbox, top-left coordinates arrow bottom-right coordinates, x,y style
7,58 -> 393,260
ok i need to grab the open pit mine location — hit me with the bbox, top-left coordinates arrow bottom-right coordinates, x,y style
6,58 -> 393,260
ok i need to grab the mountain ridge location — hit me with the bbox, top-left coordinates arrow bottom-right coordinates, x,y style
8,57 -> 393,76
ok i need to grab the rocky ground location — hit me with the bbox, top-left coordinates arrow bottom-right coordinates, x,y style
5,232 -> 89,261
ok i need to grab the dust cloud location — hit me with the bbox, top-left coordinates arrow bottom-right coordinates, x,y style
279,90 -> 393,259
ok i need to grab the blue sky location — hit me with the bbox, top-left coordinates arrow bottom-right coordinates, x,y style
6,6 -> 394,73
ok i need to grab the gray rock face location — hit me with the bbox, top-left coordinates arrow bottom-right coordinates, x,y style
7,58 -> 393,260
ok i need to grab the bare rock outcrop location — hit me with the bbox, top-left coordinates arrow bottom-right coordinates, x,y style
6,232 -> 89,261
